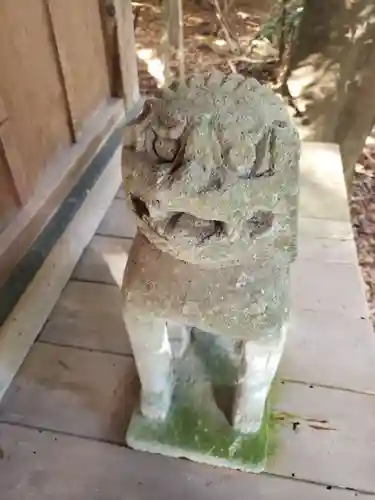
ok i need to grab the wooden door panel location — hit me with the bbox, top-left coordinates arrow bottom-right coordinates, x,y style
0,0 -> 71,197
0,155 -> 20,233
0,114 -> 27,231
0,122 -> 29,205
0,97 -> 7,126
47,0 -> 111,133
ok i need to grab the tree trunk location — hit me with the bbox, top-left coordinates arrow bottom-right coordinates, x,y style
287,0 -> 375,187
161,0 -> 185,86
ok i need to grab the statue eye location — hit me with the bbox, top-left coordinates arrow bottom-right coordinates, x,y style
248,211 -> 274,236
154,137 -> 179,162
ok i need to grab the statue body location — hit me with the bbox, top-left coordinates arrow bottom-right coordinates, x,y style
121,71 -> 300,434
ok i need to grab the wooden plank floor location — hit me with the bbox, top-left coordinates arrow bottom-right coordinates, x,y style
1,143 -> 375,499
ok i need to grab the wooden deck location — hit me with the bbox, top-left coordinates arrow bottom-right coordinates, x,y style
0,143 -> 375,499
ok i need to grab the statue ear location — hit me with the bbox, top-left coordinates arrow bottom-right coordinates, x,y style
123,99 -> 157,148
125,99 -> 154,127
154,118 -> 186,140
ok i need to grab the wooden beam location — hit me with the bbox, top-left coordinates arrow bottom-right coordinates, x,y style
113,0 -> 140,110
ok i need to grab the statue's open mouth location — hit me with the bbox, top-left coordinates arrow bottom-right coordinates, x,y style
130,194 -> 273,244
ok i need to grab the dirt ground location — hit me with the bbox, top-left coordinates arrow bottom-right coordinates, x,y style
351,138 -> 375,324
133,0 -> 375,326
134,0 -> 275,92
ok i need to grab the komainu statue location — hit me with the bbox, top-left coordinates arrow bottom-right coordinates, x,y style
121,71 -> 300,470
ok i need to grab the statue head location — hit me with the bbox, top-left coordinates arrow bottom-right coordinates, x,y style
122,71 -> 300,268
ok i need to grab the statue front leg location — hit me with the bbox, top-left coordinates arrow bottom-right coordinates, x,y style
232,325 -> 287,434
167,322 -> 191,359
123,309 -> 174,421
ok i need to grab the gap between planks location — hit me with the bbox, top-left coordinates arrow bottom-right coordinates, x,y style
0,420 -> 370,496
0,422 -> 370,499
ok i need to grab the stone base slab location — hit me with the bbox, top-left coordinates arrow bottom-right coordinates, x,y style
126,332 -> 274,472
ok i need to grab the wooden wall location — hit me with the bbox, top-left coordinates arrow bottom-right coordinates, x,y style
0,0 -> 112,227
46,0 -> 111,135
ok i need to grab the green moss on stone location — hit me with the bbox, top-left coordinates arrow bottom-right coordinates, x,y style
127,340 -> 283,472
